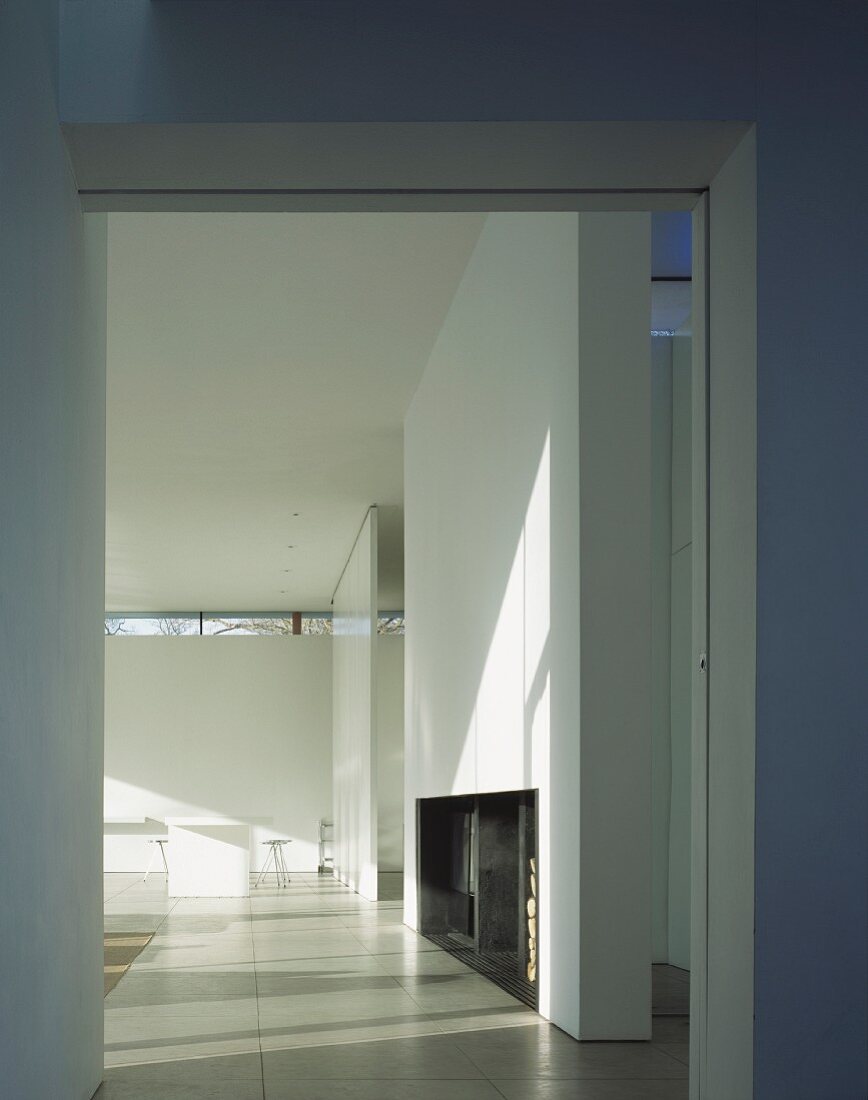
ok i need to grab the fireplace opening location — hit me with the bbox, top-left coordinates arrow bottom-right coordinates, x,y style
417,789 -> 538,1008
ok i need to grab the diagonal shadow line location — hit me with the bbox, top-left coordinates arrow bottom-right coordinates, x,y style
107,971 -> 476,1011
105,1005 -> 532,1055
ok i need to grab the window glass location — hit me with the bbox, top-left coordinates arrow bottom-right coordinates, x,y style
104,616 -> 198,636
378,616 -> 405,635
203,617 -> 294,635
301,617 -> 333,635
105,613 -> 404,636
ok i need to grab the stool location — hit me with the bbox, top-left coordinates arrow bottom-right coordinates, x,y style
144,838 -> 169,882
255,839 -> 292,888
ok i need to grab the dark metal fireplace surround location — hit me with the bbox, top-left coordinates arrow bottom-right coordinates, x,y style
417,789 -> 538,1009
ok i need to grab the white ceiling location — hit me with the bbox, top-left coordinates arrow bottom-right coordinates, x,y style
106,213 -> 485,612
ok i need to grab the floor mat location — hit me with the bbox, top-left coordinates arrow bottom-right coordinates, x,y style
104,931 -> 154,996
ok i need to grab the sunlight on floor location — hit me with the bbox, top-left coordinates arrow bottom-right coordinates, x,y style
99,871 -> 687,1098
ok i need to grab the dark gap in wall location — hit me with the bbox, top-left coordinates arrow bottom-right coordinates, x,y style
417,789 -> 538,1009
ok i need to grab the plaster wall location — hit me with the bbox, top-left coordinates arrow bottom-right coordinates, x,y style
405,212 -> 652,1039
752,10 -> 868,1095
668,336 -> 693,972
0,3 -> 106,1095
104,634 -> 404,875
651,338 -> 673,965
377,636 -> 404,872
103,637 -> 333,872
332,509 -> 379,899
651,333 -> 692,973
59,2 -> 755,124
704,128 -> 757,1100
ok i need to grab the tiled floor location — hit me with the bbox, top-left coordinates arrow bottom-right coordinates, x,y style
99,872 -> 688,1099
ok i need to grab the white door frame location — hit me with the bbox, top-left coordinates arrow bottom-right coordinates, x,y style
690,193 -> 711,1098
82,124 -> 756,1096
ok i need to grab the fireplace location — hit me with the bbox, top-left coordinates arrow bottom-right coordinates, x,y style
417,789 -> 538,1008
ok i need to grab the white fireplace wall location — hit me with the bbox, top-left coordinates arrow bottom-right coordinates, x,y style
405,212 -> 652,1039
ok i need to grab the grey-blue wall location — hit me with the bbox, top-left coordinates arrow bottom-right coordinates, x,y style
59,1 -> 755,123
54,2 -> 868,1095
1,2 -> 106,1096
754,5 -> 868,1097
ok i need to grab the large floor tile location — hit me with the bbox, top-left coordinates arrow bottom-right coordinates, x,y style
105,1012 -> 260,1042
156,915 -> 253,935
252,930 -> 371,962
254,954 -> 393,985
374,951 -> 475,977
133,941 -> 256,968
338,910 -> 406,928
264,1078 -> 504,1099
255,971 -> 402,999
105,993 -> 259,1019
655,1042 -> 689,1066
96,1080 -> 263,1099
102,872 -> 693,1097
104,915 -> 168,934
492,1080 -> 690,1099
105,1014 -> 261,1066
261,1034 -> 486,1080
170,898 -> 252,915
250,913 -> 347,933
259,1016 -> 443,1049
257,987 -> 430,1024
348,925 -> 440,954
397,971 -> 523,1003
109,964 -> 257,997
428,1004 -> 541,1033
651,1015 -> 689,1043
96,1053 -> 262,1098
453,1027 -> 689,1079
149,930 -> 254,949
104,902 -> 176,917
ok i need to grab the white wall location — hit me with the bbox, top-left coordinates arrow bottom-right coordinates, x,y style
104,637 -> 333,871
651,333 -> 693,971
377,636 -> 404,872
0,3 -> 106,1096
668,335 -> 693,970
332,508 -> 379,899
704,127 -> 756,1100
651,337 -> 674,963
405,212 -> 652,1040
574,214 -> 652,1039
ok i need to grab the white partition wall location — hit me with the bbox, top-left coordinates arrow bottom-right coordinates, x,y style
651,333 -> 693,971
377,635 -> 405,872
332,508 -> 379,900
405,212 -> 651,1040
104,636 -> 333,871
668,334 -> 693,970
571,214 -> 652,1038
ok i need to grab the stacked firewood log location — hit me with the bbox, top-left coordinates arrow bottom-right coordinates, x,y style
527,857 -> 537,983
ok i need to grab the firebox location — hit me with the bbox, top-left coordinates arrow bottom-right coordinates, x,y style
417,789 -> 538,1008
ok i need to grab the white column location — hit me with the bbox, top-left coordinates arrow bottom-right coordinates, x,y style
332,507 -> 379,901
550,213 -> 652,1039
